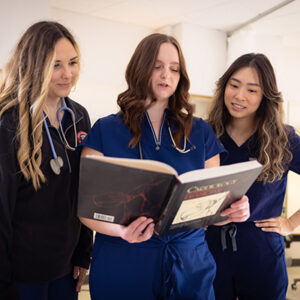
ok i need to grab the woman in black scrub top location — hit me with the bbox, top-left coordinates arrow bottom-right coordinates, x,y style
0,21 -> 92,300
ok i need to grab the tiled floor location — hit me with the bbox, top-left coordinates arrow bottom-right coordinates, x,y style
79,266 -> 300,300
79,284 -> 90,300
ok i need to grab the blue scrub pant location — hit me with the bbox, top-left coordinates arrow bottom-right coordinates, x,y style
205,222 -> 288,300
89,232 -> 216,300
17,272 -> 78,300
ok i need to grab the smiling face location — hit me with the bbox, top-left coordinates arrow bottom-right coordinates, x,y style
224,66 -> 263,122
150,42 -> 180,104
47,37 -> 79,103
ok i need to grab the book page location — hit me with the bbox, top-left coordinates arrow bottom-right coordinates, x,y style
172,191 -> 229,224
178,160 -> 262,183
85,155 -> 177,175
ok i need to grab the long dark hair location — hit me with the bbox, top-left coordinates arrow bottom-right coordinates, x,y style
207,53 -> 292,182
117,33 -> 193,148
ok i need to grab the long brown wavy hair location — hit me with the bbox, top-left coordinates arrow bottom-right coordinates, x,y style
117,33 -> 193,148
0,21 -> 80,190
207,53 -> 292,182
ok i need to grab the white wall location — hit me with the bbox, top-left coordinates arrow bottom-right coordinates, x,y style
227,26 -> 300,127
50,8 -> 152,123
0,0 -> 49,68
48,13 -> 227,121
158,23 -> 227,97
282,45 -> 300,127
178,23 -> 227,97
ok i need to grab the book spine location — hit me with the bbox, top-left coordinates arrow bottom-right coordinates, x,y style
154,179 -> 180,236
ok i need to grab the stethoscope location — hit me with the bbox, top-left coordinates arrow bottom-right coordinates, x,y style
166,121 -> 196,153
43,98 -> 77,175
138,119 -> 196,159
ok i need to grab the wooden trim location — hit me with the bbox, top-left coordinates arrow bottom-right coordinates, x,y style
189,94 -> 213,119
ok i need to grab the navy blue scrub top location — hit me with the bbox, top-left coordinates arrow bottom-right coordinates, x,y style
80,112 -> 224,239
219,127 -> 300,221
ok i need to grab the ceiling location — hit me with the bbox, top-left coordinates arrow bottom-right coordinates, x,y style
50,0 -> 300,42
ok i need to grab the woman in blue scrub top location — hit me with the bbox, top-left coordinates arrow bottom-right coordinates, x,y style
80,33 -> 250,300
206,53 -> 300,300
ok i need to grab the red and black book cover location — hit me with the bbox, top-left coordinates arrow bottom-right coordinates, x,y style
78,157 -> 177,225
78,157 -> 262,236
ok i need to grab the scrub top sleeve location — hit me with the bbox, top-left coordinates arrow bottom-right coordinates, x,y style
75,108 -> 91,156
79,119 -> 104,153
0,123 -> 20,300
288,127 -> 300,174
72,224 -> 93,269
202,120 -> 226,160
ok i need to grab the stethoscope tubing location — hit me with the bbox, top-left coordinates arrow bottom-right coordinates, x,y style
57,99 -> 77,151
43,113 -> 59,160
139,118 -> 196,159
43,98 -> 77,174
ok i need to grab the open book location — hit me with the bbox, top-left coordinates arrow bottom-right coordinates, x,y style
77,155 -> 262,236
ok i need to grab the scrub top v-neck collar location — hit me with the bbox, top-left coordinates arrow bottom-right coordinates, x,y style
223,130 -> 253,150
144,110 -> 167,151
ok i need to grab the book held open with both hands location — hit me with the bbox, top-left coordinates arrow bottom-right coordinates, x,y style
78,155 -> 262,236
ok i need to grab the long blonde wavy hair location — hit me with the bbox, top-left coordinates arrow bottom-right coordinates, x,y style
207,53 -> 292,183
0,21 -> 80,190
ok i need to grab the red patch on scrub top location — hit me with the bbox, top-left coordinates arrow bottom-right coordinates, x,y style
77,131 -> 87,143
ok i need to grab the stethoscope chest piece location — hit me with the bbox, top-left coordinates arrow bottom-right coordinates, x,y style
50,156 -> 64,175
43,98 -> 77,176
